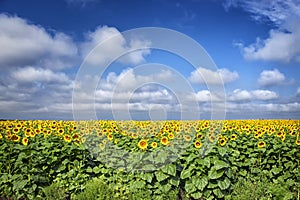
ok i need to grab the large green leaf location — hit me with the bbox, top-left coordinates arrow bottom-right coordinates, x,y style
214,160 -> 229,170
161,164 -> 176,176
197,157 -> 210,168
185,181 -> 197,194
213,188 -> 224,198
140,173 -> 153,183
191,191 -> 202,199
208,167 -> 224,179
155,170 -> 169,182
192,176 -> 208,191
217,177 -> 231,190
13,179 -> 28,191
180,168 -> 192,179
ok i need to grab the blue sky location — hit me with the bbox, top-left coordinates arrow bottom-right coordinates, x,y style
0,0 -> 300,120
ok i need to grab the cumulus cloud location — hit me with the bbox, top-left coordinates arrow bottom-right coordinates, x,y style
11,66 -> 70,83
81,26 -> 151,65
257,68 -> 285,87
192,90 -> 224,102
0,14 -> 78,70
228,89 -> 278,101
189,67 -> 239,84
226,0 -> 300,63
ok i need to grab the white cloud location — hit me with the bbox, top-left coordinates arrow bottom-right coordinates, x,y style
228,89 -> 278,101
242,27 -> 300,62
226,0 -> 300,63
189,67 -> 239,84
258,68 -> 285,87
0,14 -> 78,70
81,26 -> 151,65
11,66 -> 70,83
192,90 -> 224,102
223,0 -> 300,25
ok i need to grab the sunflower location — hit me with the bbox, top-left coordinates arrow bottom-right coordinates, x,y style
138,139 -> 148,150
0,133 -> 2,139
107,133 -> 113,141
183,134 -> 192,142
22,138 -> 28,146
257,141 -> 266,148
281,135 -> 286,142
230,134 -> 237,141
168,133 -> 175,140
194,140 -> 202,149
296,139 -> 300,146
11,134 -> 20,142
219,137 -> 227,146
151,142 -> 158,148
57,128 -> 64,135
161,136 -> 169,145
12,127 -> 20,134
196,133 -> 204,139
63,134 -> 72,143
29,131 -> 35,138
99,143 -> 105,150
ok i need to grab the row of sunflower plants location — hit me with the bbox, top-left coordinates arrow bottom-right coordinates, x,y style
0,119 -> 299,199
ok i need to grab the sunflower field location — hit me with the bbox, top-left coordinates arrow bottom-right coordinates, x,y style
0,119 -> 299,199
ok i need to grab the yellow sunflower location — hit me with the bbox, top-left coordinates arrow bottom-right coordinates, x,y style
161,136 -> 169,145
151,142 -> 158,148
230,134 -> 237,141
12,127 -> 20,134
57,128 -> 64,135
138,139 -> 148,150
107,133 -> 113,141
63,134 -> 72,143
183,134 -> 192,142
99,143 -> 105,150
196,133 -> 204,139
296,139 -> 300,146
168,133 -> 175,140
22,138 -> 28,146
194,140 -> 202,149
0,133 -> 2,139
11,134 -> 20,142
219,137 -> 227,146
257,141 -> 266,148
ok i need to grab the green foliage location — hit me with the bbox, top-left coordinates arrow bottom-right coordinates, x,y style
0,119 -> 299,199
43,182 -> 66,200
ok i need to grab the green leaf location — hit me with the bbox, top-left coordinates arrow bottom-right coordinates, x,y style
93,166 -> 101,174
191,192 -> 202,199
186,153 -> 198,163
131,180 -> 145,189
213,188 -> 224,198
218,147 -> 227,157
192,176 -> 208,191
185,181 -> 197,194
208,167 -> 224,179
161,164 -> 176,176
141,173 -> 153,183
180,168 -> 192,179
271,167 -> 282,175
160,183 -> 172,193
238,170 -> 247,177
169,177 -> 180,187
86,166 -> 93,173
197,157 -> 210,168
155,170 -> 169,182
207,181 -> 218,189
217,177 -> 231,190
13,179 -> 28,191
214,160 -> 229,170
